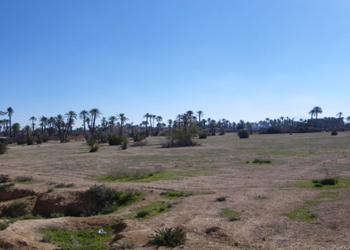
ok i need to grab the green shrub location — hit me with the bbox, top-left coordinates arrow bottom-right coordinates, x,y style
133,132 -> 145,142
26,136 -> 34,145
87,139 -> 99,152
160,191 -> 193,199
36,133 -> 43,144
220,208 -> 240,221
312,177 -> 339,187
1,201 -> 29,217
0,182 -> 15,190
108,134 -> 127,146
54,183 -> 74,188
150,227 -> 187,248
17,139 -> 26,145
0,222 -> 9,230
251,158 -> 272,164
0,142 -> 7,154
84,185 -> 143,215
237,130 -> 249,139
136,211 -> 150,218
198,131 -> 208,139
331,130 -> 338,136
43,136 -> 49,142
216,196 -> 226,202
163,127 -> 199,148
121,140 -> 128,150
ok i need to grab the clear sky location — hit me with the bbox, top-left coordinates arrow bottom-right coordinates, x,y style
1,0 -> 350,128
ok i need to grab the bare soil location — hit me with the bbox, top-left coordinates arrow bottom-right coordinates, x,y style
1,132 -> 350,249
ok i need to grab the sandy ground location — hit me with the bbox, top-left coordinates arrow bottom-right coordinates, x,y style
1,132 -> 350,249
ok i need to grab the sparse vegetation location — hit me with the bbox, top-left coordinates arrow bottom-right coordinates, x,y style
1,201 -> 29,218
163,127 -> 199,147
14,176 -> 34,183
220,209 -> 240,221
283,207 -> 318,221
160,190 -> 193,199
297,178 -> 350,189
0,221 -> 9,231
54,183 -> 75,188
108,134 -> 128,146
150,227 -> 187,248
84,185 -> 143,215
87,139 -> 99,152
246,158 -> 272,164
127,201 -> 171,219
40,226 -> 112,249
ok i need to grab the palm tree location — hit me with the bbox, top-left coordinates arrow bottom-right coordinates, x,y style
47,116 -> 56,136
39,116 -> 48,134
117,113 -> 128,135
24,125 -> 31,137
337,112 -> 343,118
7,107 -> 13,137
168,119 -> 173,132
108,116 -> 117,132
12,123 -> 20,138
79,110 -> 88,139
55,115 -> 65,142
64,111 -> 77,140
29,116 -> 37,131
197,111 -> 204,128
143,113 -> 150,136
156,116 -> 163,134
89,108 -> 101,138
312,106 -> 323,128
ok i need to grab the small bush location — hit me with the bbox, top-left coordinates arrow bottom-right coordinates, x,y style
136,211 -> 150,218
312,177 -> 339,187
163,127 -> 199,148
198,131 -> 208,139
0,222 -> 9,230
1,201 -> 29,217
87,139 -> 99,152
331,130 -> 338,136
0,142 -> 8,154
0,182 -> 15,190
26,136 -> 34,145
108,134 -> 128,146
251,158 -> 272,164
121,140 -> 128,150
150,227 -> 187,248
43,136 -> 49,142
54,183 -> 74,188
161,190 -> 193,199
237,130 -> 249,139
216,196 -> 226,202
113,242 -> 136,249
220,209 -> 240,221
133,132 -> 145,142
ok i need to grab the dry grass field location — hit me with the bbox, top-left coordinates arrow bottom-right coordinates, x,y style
1,132 -> 350,249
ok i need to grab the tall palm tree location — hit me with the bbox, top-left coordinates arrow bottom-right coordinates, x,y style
89,108 -> 101,138
55,115 -> 65,142
64,111 -> 77,140
79,110 -> 88,139
39,116 -> 48,134
108,116 -> 117,132
143,113 -> 150,136
117,113 -> 128,135
312,106 -> 323,128
7,107 -> 13,137
197,110 -> 204,128
29,116 -> 37,131
47,116 -> 56,136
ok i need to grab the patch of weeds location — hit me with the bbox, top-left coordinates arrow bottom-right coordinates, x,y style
54,183 -> 75,188
0,221 -> 9,230
1,201 -> 29,218
4,213 -> 42,222
296,178 -> 350,189
246,158 -> 272,164
40,227 -> 112,249
220,209 -> 240,221
216,196 -> 226,202
83,185 -> 143,216
149,227 -> 187,248
14,176 -> 35,183
0,182 -> 14,190
254,195 -> 268,200
49,212 -> 65,218
127,201 -> 171,220
318,191 -> 339,201
283,207 -> 318,221
160,190 -> 193,199
111,242 -> 135,249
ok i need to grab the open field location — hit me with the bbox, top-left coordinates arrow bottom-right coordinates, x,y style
1,132 -> 350,249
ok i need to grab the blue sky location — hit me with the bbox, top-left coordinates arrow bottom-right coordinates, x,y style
1,0 -> 350,128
